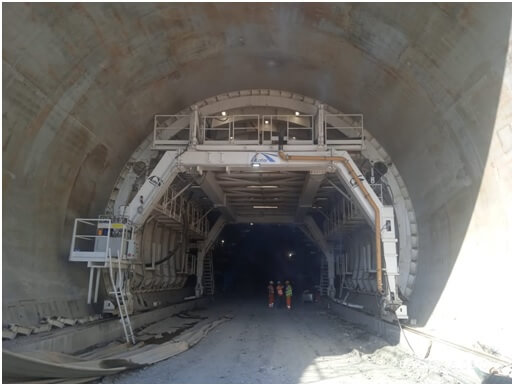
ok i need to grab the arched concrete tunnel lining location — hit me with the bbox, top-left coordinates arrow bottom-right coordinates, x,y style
2,2 -> 512,362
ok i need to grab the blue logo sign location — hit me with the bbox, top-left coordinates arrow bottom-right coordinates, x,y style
251,152 -> 278,163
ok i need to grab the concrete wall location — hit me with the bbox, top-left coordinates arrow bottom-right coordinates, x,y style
2,4 -> 511,355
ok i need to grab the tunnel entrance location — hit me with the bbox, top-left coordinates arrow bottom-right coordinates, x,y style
3,5 -> 511,380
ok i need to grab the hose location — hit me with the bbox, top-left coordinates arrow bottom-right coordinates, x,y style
145,243 -> 182,268
393,311 -> 417,355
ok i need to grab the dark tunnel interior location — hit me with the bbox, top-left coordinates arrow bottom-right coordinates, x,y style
210,224 -> 321,298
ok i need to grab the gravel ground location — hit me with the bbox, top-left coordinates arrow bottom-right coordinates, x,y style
103,297 -> 464,384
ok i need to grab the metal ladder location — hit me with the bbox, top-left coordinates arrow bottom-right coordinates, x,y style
320,258 -> 329,296
202,252 -> 214,295
108,249 -> 136,345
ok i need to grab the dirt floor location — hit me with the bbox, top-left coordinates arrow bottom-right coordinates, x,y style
103,297 -> 466,384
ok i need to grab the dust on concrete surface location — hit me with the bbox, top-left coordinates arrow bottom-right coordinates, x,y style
102,299 -> 466,384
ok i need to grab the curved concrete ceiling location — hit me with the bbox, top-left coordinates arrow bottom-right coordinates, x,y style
2,3 -> 512,353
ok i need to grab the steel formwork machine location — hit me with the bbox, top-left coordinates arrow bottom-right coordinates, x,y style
69,101 -> 409,342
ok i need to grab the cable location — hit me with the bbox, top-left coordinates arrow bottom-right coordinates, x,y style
145,244 -> 182,267
384,182 -> 395,205
373,271 -> 416,356
393,312 -> 417,355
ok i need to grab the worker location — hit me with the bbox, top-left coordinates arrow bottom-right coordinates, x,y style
276,281 -> 284,308
285,280 -> 293,310
267,281 -> 275,308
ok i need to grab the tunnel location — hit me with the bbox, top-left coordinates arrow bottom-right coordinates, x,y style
210,224 -> 322,296
2,3 -> 512,382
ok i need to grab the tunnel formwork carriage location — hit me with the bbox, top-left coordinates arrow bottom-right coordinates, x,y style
66,90 -> 417,332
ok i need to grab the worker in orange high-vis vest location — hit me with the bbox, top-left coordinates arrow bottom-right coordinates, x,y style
276,281 -> 285,308
267,281 -> 275,308
285,280 -> 293,309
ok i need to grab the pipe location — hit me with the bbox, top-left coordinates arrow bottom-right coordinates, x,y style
278,151 -> 384,294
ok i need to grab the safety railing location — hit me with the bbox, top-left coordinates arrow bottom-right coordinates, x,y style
152,112 -> 363,148
260,115 -> 278,144
233,115 -> 260,144
157,185 -> 210,236
324,114 -> 363,146
202,115 -> 260,144
323,198 -> 365,237
261,115 -> 314,145
69,219 -> 111,262
154,115 -> 191,146
69,219 -> 136,263
202,115 -> 231,143
286,115 -> 314,144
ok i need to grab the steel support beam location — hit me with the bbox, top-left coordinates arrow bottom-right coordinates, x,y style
332,152 -> 379,226
126,151 -> 180,228
179,150 -> 333,171
296,172 -> 325,222
235,215 -> 295,224
195,171 -> 236,222
331,152 -> 399,303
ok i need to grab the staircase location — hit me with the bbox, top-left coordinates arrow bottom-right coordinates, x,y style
320,258 -> 329,296
202,252 -> 215,296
